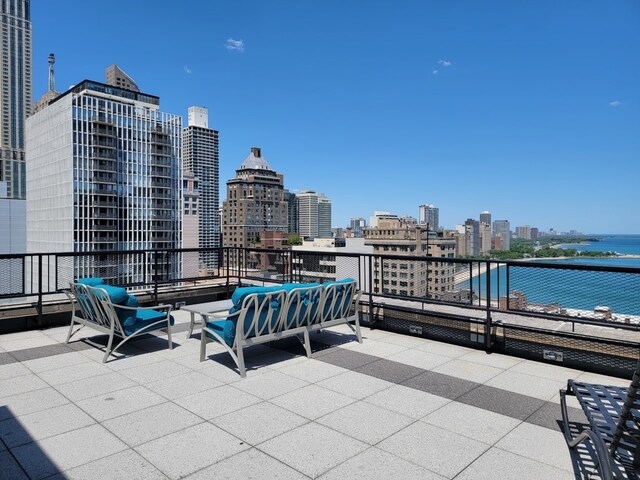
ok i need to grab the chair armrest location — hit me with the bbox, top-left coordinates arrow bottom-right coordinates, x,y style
204,310 -> 239,321
113,303 -> 173,313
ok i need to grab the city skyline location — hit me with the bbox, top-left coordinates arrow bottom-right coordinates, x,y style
31,1 -> 639,234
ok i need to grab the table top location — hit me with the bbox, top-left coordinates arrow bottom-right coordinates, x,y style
181,299 -> 234,315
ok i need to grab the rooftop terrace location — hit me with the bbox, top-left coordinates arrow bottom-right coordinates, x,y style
0,308 -> 628,479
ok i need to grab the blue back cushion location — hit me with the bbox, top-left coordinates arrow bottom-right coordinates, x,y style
210,285 -> 285,346
323,278 -> 356,318
96,285 -> 138,325
77,277 -> 104,286
281,283 -> 321,328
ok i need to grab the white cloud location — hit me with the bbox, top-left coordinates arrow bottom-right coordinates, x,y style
432,70 -> 439,75
609,100 -> 621,107
184,65 -> 192,74
438,59 -> 452,67
226,38 -> 245,52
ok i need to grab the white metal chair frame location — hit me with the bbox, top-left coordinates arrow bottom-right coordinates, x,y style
200,282 -> 363,377
66,283 -> 173,363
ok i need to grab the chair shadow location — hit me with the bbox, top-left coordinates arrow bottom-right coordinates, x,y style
0,405 -> 69,479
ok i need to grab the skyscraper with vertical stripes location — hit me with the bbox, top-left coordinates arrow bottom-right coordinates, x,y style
1,0 -> 31,199
182,106 -> 220,271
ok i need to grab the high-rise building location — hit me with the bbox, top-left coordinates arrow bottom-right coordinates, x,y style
419,204 -> 439,230
480,210 -> 491,228
0,180 -> 25,254
26,79 -> 182,284
182,106 -> 220,271
349,217 -> 366,237
318,195 -> 331,237
464,218 -> 480,256
297,190 -> 319,238
516,225 -> 532,240
1,0 -> 32,199
105,64 -> 139,92
492,220 -> 511,250
221,147 -> 288,248
479,222 -> 491,254
284,191 -> 297,234
182,171 -> 200,277
296,190 -> 331,238
364,216 -> 456,298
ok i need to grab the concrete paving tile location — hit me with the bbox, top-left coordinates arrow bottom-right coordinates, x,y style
456,447 -> 575,480
211,401 -> 309,445
145,370 -> 223,400
76,385 -> 166,422
55,371 -> 138,402
232,370 -> 309,400
485,370 -> 566,402
423,401 -> 521,444
509,359 -> 583,382
0,374 -> 48,398
0,336 -> 59,352
318,447 -> 445,480
58,448 -> 167,480
317,370 -> 393,400
185,447 -> 308,479
431,358 -> 504,384
377,332 -> 433,348
386,348 -> 451,371
0,403 -> 95,448
457,350 -> 525,369
8,343 -> 75,362
36,360 -> 113,386
457,384 -> 546,421
271,385 -> 354,420
0,387 -> 70,421
12,424 -> 128,480
526,401 -> 584,432
21,350 -> 91,373
402,370 -> 479,400
259,422 -> 368,478
0,450 -> 30,480
355,358 -> 424,384
414,340 -> 476,358
0,351 -> 15,365
277,358 -> 347,383
102,402 -> 202,447
136,422 -> 249,480
378,421 -> 490,478
573,370 -> 630,386
317,400 -> 415,445
314,347 -> 380,370
103,350 -> 169,371
174,384 -> 261,419
364,384 -> 450,419
340,339 -> 409,358
270,384 -> 356,420
495,422 -> 575,472
0,330 -> 47,343
0,361 -> 31,380
118,359 -> 191,384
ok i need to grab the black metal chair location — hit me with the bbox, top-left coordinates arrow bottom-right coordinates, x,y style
560,360 -> 640,480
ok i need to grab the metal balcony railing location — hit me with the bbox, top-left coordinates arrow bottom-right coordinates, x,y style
1,247 -> 639,377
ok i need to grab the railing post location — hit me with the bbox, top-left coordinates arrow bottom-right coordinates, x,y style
368,255 -> 375,325
237,248 -> 241,286
153,250 -> 159,304
485,260 -> 493,351
225,247 -> 230,289
37,254 -> 43,326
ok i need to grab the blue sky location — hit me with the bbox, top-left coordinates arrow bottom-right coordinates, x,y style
32,1 -> 639,234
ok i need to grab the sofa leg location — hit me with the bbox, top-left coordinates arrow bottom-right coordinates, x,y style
302,330 -> 312,358
237,346 -> 246,378
200,331 -> 207,362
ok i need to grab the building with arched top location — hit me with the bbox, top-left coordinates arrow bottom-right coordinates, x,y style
221,147 -> 288,249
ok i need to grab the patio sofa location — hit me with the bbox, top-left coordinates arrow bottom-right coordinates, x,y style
65,278 -> 174,363
200,278 -> 362,377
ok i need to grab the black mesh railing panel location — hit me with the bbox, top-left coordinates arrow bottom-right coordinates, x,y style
0,257 -> 24,296
505,265 -> 640,324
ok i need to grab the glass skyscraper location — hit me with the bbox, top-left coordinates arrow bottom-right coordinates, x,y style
1,0 -> 31,199
26,80 -> 182,285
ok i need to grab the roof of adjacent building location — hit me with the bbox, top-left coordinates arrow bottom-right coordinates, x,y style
239,147 -> 274,171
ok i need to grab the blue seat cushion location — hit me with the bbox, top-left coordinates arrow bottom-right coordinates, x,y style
114,295 -> 140,325
122,309 -> 175,336
204,319 -> 236,347
77,277 -> 104,286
